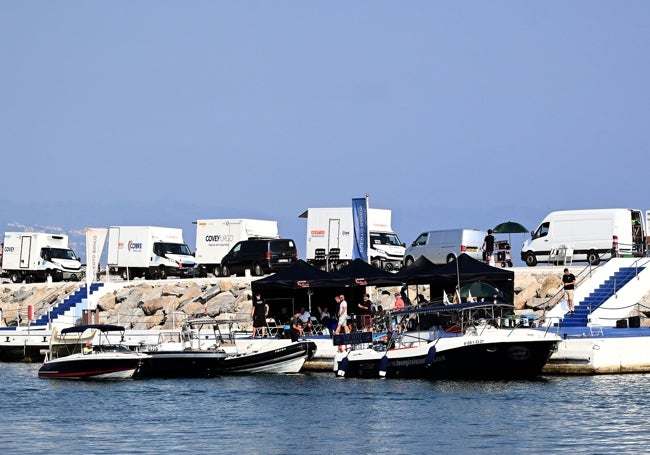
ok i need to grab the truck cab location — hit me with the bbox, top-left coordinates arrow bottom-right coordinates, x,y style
40,247 -> 82,281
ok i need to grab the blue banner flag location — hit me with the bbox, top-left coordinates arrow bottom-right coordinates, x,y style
352,197 -> 368,262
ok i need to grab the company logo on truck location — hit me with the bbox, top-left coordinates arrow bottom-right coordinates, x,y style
128,240 -> 143,251
205,234 -> 234,242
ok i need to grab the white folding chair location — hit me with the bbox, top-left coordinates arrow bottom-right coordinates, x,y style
563,244 -> 574,265
588,314 -> 603,336
309,316 -> 324,335
266,318 -> 280,337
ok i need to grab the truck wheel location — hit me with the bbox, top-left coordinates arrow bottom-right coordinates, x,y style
221,265 -> 230,277
524,252 -> 537,267
253,263 -> 264,276
212,266 -> 221,277
10,272 -> 22,283
404,256 -> 414,268
446,254 -> 456,263
587,250 -> 600,265
159,267 -> 167,280
121,270 -> 129,281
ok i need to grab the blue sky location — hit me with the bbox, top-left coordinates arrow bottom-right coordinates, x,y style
2,2 -> 649,264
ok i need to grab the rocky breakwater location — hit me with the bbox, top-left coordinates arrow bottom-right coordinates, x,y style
0,278 -> 256,331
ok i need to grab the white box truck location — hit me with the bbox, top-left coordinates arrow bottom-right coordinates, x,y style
521,208 -> 647,266
1,232 -> 82,283
300,207 -> 405,271
194,218 -> 279,277
107,226 -> 198,279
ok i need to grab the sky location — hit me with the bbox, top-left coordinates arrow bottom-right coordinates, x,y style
1,2 -> 649,264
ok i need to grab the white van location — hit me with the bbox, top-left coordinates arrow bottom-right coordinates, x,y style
403,229 -> 487,266
521,208 -> 647,267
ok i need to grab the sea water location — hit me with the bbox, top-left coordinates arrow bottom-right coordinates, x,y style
1,363 -> 649,455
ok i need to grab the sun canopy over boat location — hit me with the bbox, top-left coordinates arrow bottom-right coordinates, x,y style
391,301 -> 515,316
60,324 -> 126,335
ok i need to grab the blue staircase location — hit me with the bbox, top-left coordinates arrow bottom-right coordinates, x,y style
557,267 -> 643,328
30,283 -> 105,327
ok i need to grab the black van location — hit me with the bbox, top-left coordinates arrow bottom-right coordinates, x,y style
220,238 -> 298,277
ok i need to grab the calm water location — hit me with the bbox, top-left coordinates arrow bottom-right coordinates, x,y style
1,363 -> 649,454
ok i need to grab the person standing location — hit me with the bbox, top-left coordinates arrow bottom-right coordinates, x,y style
335,294 -> 349,335
357,293 -> 374,331
562,268 -> 576,314
251,293 -> 269,337
483,229 -> 495,263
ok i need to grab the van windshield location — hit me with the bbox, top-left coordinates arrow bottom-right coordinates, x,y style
532,222 -> 549,239
43,248 -> 78,261
370,232 -> 402,246
161,243 -> 192,255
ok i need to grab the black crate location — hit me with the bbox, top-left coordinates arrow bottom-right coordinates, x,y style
616,319 -> 628,328
629,316 -> 641,328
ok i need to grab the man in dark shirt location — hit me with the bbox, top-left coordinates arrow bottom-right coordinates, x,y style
357,293 -> 375,331
289,312 -> 303,342
562,268 -> 576,314
483,229 -> 495,263
251,293 -> 269,337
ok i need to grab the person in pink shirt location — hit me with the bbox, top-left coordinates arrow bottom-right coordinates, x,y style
394,292 -> 405,310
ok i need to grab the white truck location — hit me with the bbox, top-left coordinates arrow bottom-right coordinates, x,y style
194,218 -> 279,277
1,232 -> 82,283
107,226 -> 198,279
300,207 -> 405,271
521,208 -> 647,266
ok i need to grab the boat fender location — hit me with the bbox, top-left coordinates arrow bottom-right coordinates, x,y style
424,345 -> 436,368
337,356 -> 349,377
379,355 -> 388,378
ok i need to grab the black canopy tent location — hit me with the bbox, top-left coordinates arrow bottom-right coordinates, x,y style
392,256 -> 443,284
251,260 -> 349,320
334,259 -> 403,315
335,259 -> 402,286
428,254 -> 515,304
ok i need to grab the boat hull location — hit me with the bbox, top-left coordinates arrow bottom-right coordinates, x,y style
136,350 -> 229,378
38,353 -> 144,379
335,331 -> 559,380
218,341 -> 316,374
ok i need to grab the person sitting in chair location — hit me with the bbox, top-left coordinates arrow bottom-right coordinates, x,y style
83,340 -> 93,355
299,306 -> 312,333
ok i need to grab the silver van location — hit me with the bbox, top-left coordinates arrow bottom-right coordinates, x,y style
403,229 -> 487,266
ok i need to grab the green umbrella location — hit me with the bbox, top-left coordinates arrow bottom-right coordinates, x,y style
492,221 -> 530,253
493,221 -> 529,234
459,281 -> 498,299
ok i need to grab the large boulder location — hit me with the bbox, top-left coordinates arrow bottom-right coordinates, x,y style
141,295 -> 178,316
